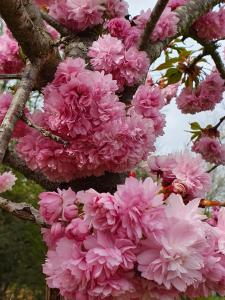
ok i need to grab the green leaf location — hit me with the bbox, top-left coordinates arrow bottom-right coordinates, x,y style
190,122 -> 201,131
154,57 -> 181,71
164,68 -> 182,84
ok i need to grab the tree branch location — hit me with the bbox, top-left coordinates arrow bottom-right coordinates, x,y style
0,195 -> 46,226
189,30 -> 225,79
0,65 -> 38,163
41,11 -> 74,37
0,74 -> 22,80
146,0 -> 224,63
139,0 -> 170,51
0,0 -> 60,87
22,115 -> 69,146
3,151 -> 126,193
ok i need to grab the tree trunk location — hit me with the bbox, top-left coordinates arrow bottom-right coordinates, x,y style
46,287 -> 64,300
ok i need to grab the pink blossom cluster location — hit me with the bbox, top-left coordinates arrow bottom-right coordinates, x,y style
148,151 -> 211,199
107,7 -> 178,48
49,0 -> 129,32
176,71 -> 225,114
15,58 -> 156,181
0,171 -> 16,193
88,34 -> 149,90
132,84 -> 165,136
40,177 -> 225,299
192,136 -> 225,165
161,83 -> 179,104
0,26 -> 24,74
193,7 -> 225,41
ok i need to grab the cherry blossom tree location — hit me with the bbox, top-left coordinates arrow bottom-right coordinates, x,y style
0,0 -> 225,299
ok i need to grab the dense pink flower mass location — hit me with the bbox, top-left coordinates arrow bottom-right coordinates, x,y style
148,151 -> 211,199
15,57 -> 156,181
193,8 -> 225,41
106,0 -> 129,18
176,72 -> 225,114
0,26 -> 24,74
88,34 -> 149,90
0,171 -> 16,193
132,84 -> 165,136
41,178 -> 225,299
192,136 -> 225,165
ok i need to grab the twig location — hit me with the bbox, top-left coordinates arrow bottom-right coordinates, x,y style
214,116 -> 225,130
41,11 -> 74,37
22,115 -> 69,146
0,74 -> 22,80
0,64 -> 38,163
207,165 -> 218,173
139,0 -> 170,51
189,29 -> 225,79
0,196 -> 46,227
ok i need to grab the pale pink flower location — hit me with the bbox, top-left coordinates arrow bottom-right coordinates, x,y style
77,189 -> 119,231
42,222 -> 65,249
43,237 -> 88,297
39,188 -> 77,224
162,83 -> 179,104
65,218 -> 89,241
0,171 -> 16,193
192,136 -> 225,165
114,177 -> 163,241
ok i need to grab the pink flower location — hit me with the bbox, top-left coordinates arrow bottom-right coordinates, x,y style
0,171 -> 16,193
77,189 -> 119,231
43,237 -> 88,297
39,188 -> 77,224
193,8 -> 225,41
106,0 -> 129,18
176,72 -> 224,114
132,85 -> 165,136
42,222 -> 65,249
151,8 -> 178,42
137,197 -> 206,292
162,83 -> 179,104
192,136 -> 225,165
0,26 -> 24,74
107,17 -> 131,40
88,34 -> 125,73
65,218 -> 89,241
168,0 -> 188,10
148,152 -> 211,198
49,0 -> 105,32
114,177 -> 163,241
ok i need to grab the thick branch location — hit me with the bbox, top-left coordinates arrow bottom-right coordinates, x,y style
0,195 -> 45,226
41,11 -> 74,37
0,0 -> 60,87
22,115 -> 69,146
139,0 -> 169,51
3,151 -> 126,193
0,65 -> 38,163
189,30 -> 225,79
146,0 -> 224,63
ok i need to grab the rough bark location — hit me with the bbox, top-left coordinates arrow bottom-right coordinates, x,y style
0,0 -> 60,87
0,195 -> 45,226
0,65 -> 38,163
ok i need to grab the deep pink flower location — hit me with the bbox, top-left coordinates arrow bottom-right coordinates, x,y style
106,0 -> 129,18
0,171 -> 16,193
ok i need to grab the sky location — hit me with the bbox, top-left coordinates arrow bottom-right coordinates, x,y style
127,0 -> 225,154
